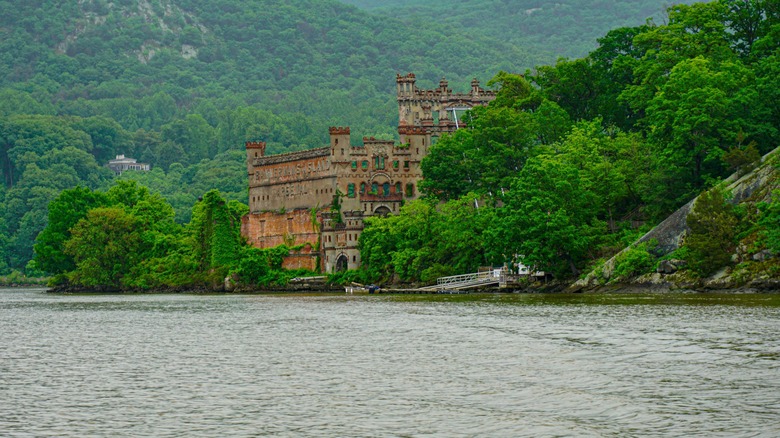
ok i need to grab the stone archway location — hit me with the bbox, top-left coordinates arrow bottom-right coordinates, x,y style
374,206 -> 391,217
335,254 -> 349,272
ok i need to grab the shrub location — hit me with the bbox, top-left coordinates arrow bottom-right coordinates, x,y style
611,241 -> 656,281
684,188 -> 740,276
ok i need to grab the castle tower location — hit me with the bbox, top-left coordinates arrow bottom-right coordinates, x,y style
396,73 -> 417,127
329,126 -> 351,162
245,141 -> 266,177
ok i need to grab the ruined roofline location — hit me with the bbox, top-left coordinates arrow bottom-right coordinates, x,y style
397,72 -> 496,101
398,90 -> 497,101
253,147 -> 330,166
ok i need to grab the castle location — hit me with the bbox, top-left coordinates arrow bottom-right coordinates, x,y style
241,73 -> 496,272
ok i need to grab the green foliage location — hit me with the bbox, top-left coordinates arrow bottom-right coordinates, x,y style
342,0 -> 696,65
234,246 -> 271,284
611,241 -> 657,281
33,186 -> 109,275
64,207 -> 143,288
684,187 -> 741,276
186,189 -> 243,275
0,270 -> 48,286
420,75 -> 572,201
330,189 -> 343,223
723,141 -> 761,175
327,269 -> 372,285
5,0 -> 780,285
358,196 -> 497,283
758,190 -> 780,253
492,154 -> 601,277
31,179 -> 257,289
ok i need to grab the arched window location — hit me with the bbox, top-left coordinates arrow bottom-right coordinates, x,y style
371,182 -> 378,194
383,182 -> 390,196
360,182 -> 366,194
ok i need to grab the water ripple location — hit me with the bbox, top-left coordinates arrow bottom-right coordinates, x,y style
1,289 -> 779,437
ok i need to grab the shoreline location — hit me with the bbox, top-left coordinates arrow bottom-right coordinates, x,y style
38,281 -> 780,295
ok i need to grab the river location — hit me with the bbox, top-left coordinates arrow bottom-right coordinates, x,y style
1,288 -> 779,437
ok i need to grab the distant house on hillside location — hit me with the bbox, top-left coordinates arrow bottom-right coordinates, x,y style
107,155 -> 150,175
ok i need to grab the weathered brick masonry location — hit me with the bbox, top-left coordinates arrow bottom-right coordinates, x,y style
241,73 -> 496,272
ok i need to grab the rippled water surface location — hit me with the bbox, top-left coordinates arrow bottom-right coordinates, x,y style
2,288 -> 780,437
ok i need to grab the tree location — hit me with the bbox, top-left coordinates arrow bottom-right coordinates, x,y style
684,187 -> 740,276
64,207 -> 143,288
492,154 -> 602,277
33,186 -> 108,275
620,2 -> 735,124
758,190 -> 780,254
186,190 -> 243,277
721,0 -> 780,59
160,114 -> 215,163
645,57 -> 769,192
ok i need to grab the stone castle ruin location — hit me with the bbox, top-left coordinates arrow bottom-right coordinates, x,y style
241,73 -> 496,272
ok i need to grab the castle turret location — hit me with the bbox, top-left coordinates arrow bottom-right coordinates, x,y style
329,126 -> 351,160
245,141 -> 266,175
471,78 -> 481,96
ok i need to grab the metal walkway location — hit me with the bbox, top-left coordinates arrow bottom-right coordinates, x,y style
417,270 -> 506,291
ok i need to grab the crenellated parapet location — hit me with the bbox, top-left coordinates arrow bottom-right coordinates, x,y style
246,141 -> 267,156
362,136 -> 394,146
398,126 -> 427,136
396,72 -> 495,134
329,126 -> 351,135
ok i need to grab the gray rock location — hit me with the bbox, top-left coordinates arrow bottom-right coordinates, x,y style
657,259 -> 678,274
752,249 -> 774,262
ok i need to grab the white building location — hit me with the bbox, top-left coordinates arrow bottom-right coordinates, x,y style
107,155 -> 150,175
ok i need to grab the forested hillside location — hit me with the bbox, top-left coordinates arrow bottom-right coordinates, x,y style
356,0 -> 780,284
0,0 -> 523,276
339,0 -> 698,63
0,0 -> 690,277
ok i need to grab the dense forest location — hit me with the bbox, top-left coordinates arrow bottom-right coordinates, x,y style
341,0 -> 698,63
0,0 -> 688,278
354,0 -> 780,284
3,0 -> 780,288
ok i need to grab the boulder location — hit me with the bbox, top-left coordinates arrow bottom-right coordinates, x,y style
752,249 -> 774,262
657,259 -> 678,274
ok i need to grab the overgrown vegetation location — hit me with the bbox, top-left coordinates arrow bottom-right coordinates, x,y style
684,188 -> 742,276
354,0 -> 780,283
33,182 -> 313,290
0,0 -> 706,277
3,0 -> 779,288
610,241 -> 657,282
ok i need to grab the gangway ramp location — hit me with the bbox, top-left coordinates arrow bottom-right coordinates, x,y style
417,270 -> 506,291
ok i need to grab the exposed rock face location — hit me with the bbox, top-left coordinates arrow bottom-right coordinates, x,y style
753,250 -> 774,263
656,259 -> 688,275
574,148 -> 779,290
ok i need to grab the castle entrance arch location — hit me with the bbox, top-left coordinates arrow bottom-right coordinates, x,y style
335,254 -> 349,272
374,206 -> 391,217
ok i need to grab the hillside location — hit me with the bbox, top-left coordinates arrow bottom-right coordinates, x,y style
573,148 -> 780,291
0,0 -> 526,141
338,0 -> 698,63
3,0 -> 778,284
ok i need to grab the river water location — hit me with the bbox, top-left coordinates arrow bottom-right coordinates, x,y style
1,288 -> 779,437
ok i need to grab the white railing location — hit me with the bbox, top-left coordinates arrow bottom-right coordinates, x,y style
424,268 -> 507,290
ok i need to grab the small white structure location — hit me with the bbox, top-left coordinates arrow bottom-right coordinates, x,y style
107,155 -> 150,175
512,255 -> 545,277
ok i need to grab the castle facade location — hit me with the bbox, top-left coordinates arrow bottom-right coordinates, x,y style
241,73 -> 495,272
